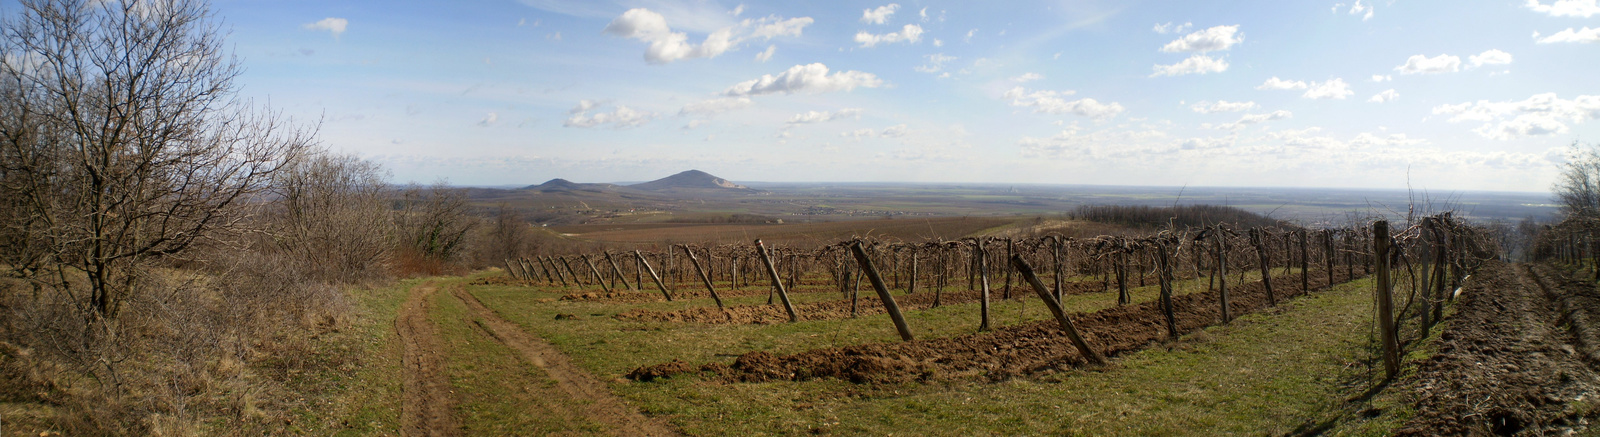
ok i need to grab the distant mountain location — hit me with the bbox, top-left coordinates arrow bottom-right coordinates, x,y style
630,170 -> 749,191
523,178 -> 619,193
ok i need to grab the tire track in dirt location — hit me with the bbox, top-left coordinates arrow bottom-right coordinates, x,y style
451,286 -> 679,437
397,282 -> 462,437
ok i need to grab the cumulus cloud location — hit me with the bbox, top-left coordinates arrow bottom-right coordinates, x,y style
1395,54 -> 1461,74
1216,110 -> 1292,130
786,108 -> 863,124
1150,54 -> 1229,77
1257,76 -> 1308,90
861,4 -> 899,24
914,53 -> 957,73
603,8 -> 813,64
1348,0 -> 1374,20
1190,100 -> 1258,113
303,17 -> 348,38
1432,93 -> 1600,139
1368,89 -> 1399,103
841,128 -> 876,139
1371,74 -> 1392,82
1011,72 -> 1044,83
880,124 -> 909,137
565,101 -> 656,128
1159,25 -> 1242,53
1537,27 -> 1600,43
1303,78 -> 1354,99
1004,87 -> 1125,120
722,63 -> 884,97
1153,22 -> 1193,34
477,112 -> 498,126
855,24 -> 924,47
1469,49 -> 1513,67
1525,0 -> 1600,17
678,97 -> 754,116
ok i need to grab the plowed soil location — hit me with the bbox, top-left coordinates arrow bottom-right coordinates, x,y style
1397,261 -> 1600,436
631,268 -> 1362,383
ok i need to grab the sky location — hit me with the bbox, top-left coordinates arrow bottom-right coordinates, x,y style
194,0 -> 1600,192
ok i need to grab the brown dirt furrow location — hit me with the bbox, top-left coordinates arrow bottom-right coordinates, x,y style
397,282 -> 462,437
451,286 -> 679,437
1397,261 -> 1600,436
631,268 -> 1362,383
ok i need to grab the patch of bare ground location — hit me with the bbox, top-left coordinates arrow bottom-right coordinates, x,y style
397,282 -> 463,436
1397,261 -> 1600,436
631,268 -> 1362,383
451,285 -> 679,436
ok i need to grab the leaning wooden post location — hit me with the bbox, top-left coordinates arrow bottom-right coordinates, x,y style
851,242 -> 915,341
543,257 -> 569,287
1250,229 -> 1276,306
756,240 -> 800,323
604,252 -> 634,291
680,245 -> 725,310
977,240 -> 993,331
521,258 -> 541,283
1155,241 -> 1179,340
1013,254 -> 1105,365
1373,221 -> 1400,379
559,257 -> 585,286
634,250 -> 673,301
581,255 -> 611,293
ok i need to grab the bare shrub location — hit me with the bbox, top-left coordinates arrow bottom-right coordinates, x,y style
268,152 -> 394,283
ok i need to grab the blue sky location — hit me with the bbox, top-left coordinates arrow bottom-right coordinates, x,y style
204,0 -> 1599,192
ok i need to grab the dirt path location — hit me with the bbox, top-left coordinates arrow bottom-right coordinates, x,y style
451,286 -> 679,436
396,282 -> 462,436
1398,261 -> 1600,435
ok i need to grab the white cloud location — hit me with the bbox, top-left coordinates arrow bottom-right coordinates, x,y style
1348,0 -> 1374,20
755,45 -> 776,62
1190,100 -> 1258,113
1432,93 -> 1600,139
1303,78 -> 1353,99
919,7 -> 928,21
1537,27 -> 1600,43
569,100 -> 602,114
1468,49 -> 1513,67
841,128 -> 876,139
861,4 -> 900,24
1395,54 -> 1461,74
1257,76 -> 1308,90
723,63 -> 884,97
1159,25 -> 1242,53
855,24 -> 924,47
1004,87 -> 1125,120
679,97 -> 754,116
1153,22 -> 1193,34
603,8 -> 813,64
565,102 -> 656,128
478,112 -> 498,126
1217,110 -> 1292,130
1526,0 -> 1600,17
1150,54 -> 1229,77
914,53 -> 957,73
965,28 -> 978,42
1371,74 -> 1392,82
303,17 -> 349,38
1368,89 -> 1399,103
730,4 -> 744,16
1011,72 -> 1044,83
786,108 -> 863,124
880,124 -> 909,137
684,119 -> 710,129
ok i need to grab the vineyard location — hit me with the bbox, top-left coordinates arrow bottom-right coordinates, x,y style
357,211 -> 1558,435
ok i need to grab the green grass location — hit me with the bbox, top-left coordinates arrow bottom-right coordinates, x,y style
466,269 -> 1390,434
429,278 -> 605,434
288,279 -> 418,436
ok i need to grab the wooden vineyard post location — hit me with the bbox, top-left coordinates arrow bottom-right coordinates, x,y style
1013,254 -> 1105,365
1300,230 -> 1310,293
756,240 -> 800,323
1250,229 -> 1276,306
978,240 -> 992,331
544,257 -> 569,287
680,245 -> 725,310
1155,241 -> 1179,339
634,254 -> 644,290
1324,230 -> 1336,286
1373,221 -> 1400,379
851,242 -> 915,341
604,252 -> 634,291
1217,229 -> 1231,323
634,250 -> 674,302
560,257 -> 585,286
1003,238 -> 1015,300
909,251 -> 918,294
581,255 -> 611,293
504,259 -> 522,280
1052,236 -> 1064,303
1116,242 -> 1131,306
522,258 -> 543,283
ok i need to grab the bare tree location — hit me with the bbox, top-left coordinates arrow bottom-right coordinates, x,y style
268,152 -> 393,282
0,0 -> 313,340
1554,141 -> 1600,219
396,182 -> 477,262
